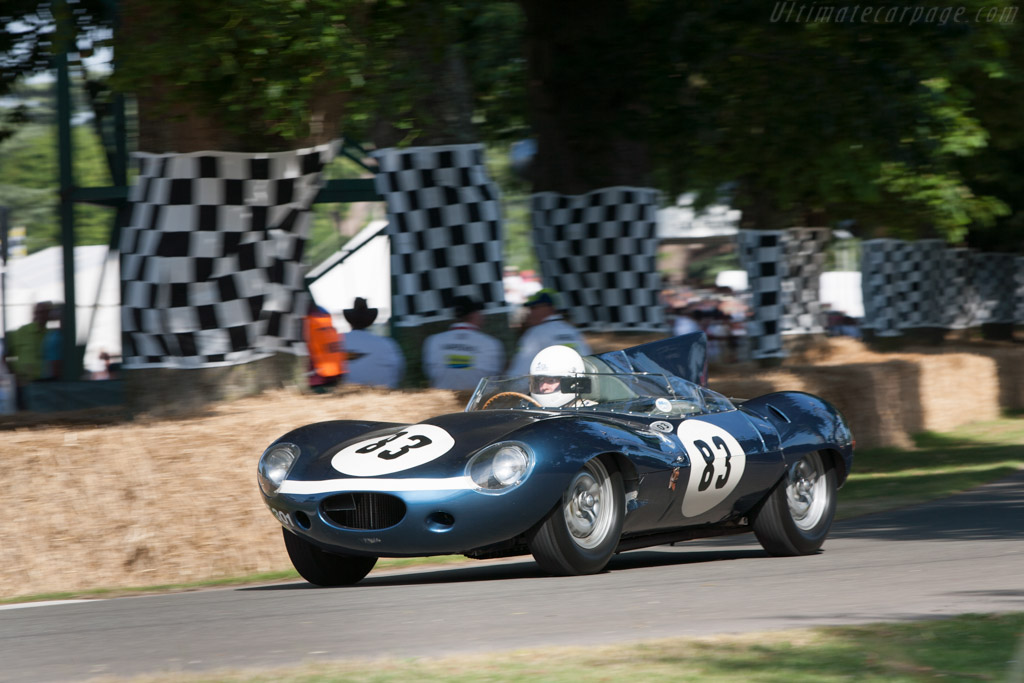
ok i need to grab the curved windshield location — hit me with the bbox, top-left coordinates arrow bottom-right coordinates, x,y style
466,371 -> 709,418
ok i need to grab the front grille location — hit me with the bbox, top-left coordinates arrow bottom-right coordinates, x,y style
321,493 -> 406,530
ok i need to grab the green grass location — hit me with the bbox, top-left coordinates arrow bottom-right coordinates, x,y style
837,417 -> 1024,518
6,417 -> 1023,607
80,613 -> 1024,682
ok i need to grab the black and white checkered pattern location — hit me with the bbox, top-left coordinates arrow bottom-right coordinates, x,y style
860,241 -> 1024,334
781,228 -> 829,335
860,239 -> 905,337
1016,257 -> 1024,324
120,142 -> 336,368
372,144 -> 507,326
973,252 -> 1017,325
737,230 -> 787,358
940,248 -> 977,330
530,187 -> 664,331
895,239 -> 944,329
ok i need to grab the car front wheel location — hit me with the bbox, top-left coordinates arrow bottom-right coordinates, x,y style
753,450 -> 837,556
528,456 -> 624,575
282,528 -> 377,586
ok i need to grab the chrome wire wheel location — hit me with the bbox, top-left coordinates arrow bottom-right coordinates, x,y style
562,458 -> 615,549
528,455 -> 624,575
785,452 -> 829,531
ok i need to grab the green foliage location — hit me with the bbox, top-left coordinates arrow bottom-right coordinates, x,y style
0,0 -> 112,90
109,0 -> 365,147
6,0 -> 1024,250
0,121 -> 113,251
484,143 -> 534,272
641,0 -> 1022,243
105,0 -> 526,148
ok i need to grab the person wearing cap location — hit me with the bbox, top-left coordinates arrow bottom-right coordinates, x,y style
505,289 -> 591,377
421,296 -> 505,391
341,297 -> 405,389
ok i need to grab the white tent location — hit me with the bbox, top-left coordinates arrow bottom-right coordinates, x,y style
1,245 -> 121,376
307,220 -> 393,333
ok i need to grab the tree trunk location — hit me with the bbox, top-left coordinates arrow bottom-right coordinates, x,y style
519,0 -> 652,193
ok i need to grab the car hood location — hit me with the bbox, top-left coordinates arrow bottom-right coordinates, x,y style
290,410 -> 554,482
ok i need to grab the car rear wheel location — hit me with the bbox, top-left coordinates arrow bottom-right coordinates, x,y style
282,528 -> 377,586
753,450 -> 836,556
528,456 -> 624,575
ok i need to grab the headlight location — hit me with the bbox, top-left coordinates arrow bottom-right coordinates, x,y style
467,442 -> 534,492
258,442 -> 300,496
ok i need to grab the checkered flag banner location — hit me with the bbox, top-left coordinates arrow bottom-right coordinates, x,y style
940,248 -> 978,330
120,141 -> 337,368
860,239 -> 906,337
973,252 -> 1017,325
1017,257 -> 1024,323
737,230 -> 788,358
896,239 -> 945,329
782,228 -> 830,335
372,144 -> 508,327
530,187 -> 665,331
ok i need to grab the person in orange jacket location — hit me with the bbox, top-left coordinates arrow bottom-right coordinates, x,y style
305,302 -> 346,392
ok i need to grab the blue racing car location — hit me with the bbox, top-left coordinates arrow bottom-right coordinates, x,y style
258,333 -> 854,585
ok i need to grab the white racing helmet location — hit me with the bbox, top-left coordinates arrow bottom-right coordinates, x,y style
529,345 -> 586,408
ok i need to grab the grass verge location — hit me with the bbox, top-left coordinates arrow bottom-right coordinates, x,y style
95,613 -> 1024,682
837,416 -> 1024,518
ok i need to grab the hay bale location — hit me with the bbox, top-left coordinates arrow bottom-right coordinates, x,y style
2,387 -> 465,599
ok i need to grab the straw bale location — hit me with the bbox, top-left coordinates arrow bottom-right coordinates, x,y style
2,387 -> 463,600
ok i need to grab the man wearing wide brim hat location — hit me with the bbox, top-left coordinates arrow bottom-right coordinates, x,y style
505,288 -> 591,377
341,297 -> 405,389
343,297 -> 378,331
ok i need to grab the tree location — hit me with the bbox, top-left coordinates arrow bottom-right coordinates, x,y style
645,1 -> 1020,243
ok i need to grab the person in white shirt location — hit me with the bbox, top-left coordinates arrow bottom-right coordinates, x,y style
506,289 -> 591,377
422,296 -> 505,391
342,297 -> 405,389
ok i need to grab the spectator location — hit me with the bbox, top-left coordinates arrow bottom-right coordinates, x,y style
305,301 -> 346,393
0,340 -> 14,414
342,297 -> 405,389
40,303 -> 63,380
422,296 -> 505,391
91,350 -> 117,380
672,305 -> 701,336
705,305 -> 732,363
5,301 -> 53,406
506,289 -> 591,377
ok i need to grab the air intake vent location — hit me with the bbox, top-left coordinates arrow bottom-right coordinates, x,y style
321,493 -> 406,530
767,404 -> 792,423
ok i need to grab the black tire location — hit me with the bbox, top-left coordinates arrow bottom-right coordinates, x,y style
282,528 -> 377,586
753,451 -> 837,556
528,456 -> 624,575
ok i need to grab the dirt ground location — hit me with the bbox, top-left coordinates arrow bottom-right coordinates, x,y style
2,335 -> 1019,600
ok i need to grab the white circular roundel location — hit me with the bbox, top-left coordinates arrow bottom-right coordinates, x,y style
677,419 -> 747,517
331,425 -> 455,477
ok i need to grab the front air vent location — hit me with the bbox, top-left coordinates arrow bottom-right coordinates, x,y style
767,404 -> 792,424
321,493 -> 406,530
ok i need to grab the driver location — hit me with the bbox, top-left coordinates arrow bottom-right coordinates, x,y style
529,345 -> 590,408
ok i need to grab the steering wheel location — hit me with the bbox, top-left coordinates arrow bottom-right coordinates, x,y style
482,391 -> 543,409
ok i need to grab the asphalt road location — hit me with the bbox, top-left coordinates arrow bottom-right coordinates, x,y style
3,471 -> 1022,682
